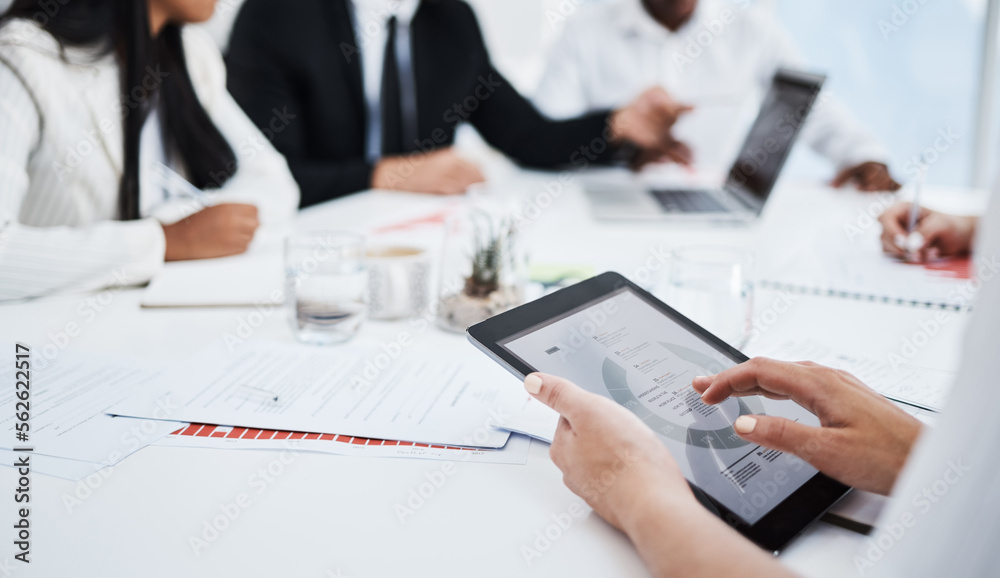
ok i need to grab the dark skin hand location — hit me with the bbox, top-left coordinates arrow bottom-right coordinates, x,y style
162,203 -> 259,261
629,138 -> 695,170
631,0 -> 700,168
832,161 -> 901,192
641,0 -> 698,31
609,87 -> 695,169
878,202 -> 977,262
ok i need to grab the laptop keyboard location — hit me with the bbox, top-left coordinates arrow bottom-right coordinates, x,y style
651,189 -> 729,213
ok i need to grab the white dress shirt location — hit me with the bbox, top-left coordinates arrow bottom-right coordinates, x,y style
0,19 -> 300,301
867,188 -> 1000,576
533,0 -> 888,172
350,0 -> 420,160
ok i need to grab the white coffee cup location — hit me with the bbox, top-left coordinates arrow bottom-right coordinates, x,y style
366,246 -> 431,320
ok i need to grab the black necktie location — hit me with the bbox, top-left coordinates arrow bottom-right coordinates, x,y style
381,16 -> 418,156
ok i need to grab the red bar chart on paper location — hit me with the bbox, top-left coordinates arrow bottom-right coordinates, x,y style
155,423 -> 530,465
921,257 -> 972,280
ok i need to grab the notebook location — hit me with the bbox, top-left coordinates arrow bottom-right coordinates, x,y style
760,253 -> 975,310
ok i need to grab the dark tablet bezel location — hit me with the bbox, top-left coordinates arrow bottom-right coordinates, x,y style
467,271 -> 850,553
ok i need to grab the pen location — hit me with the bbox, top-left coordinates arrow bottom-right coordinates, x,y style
150,161 -> 209,202
898,165 -> 926,257
237,385 -> 279,403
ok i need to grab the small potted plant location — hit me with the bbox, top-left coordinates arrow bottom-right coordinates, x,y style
437,206 -> 526,332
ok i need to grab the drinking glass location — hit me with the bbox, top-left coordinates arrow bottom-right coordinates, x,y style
658,246 -> 754,349
285,231 -> 367,345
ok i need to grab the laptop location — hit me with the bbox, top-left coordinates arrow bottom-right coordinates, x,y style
585,68 -> 826,222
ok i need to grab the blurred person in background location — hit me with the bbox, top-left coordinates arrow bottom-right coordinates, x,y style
225,0 -> 691,207
534,0 -> 901,192
0,0 -> 299,301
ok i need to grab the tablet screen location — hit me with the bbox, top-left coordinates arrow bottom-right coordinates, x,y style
499,286 -> 819,524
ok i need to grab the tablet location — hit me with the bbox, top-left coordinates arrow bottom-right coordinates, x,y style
467,272 -> 850,552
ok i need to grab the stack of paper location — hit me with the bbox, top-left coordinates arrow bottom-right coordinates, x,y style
111,341 -> 529,449
499,398 -> 559,443
0,350 -> 178,480
747,339 -> 955,412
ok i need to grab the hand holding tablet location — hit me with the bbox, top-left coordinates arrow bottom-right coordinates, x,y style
522,372 -> 696,534
469,272 -> 871,551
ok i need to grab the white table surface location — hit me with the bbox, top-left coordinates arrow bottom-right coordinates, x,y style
0,171 -> 979,577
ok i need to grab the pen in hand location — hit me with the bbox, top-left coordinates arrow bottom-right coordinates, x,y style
896,165 -> 926,260
150,161 -> 213,207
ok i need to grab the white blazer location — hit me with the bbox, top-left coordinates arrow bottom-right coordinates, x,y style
0,19 -> 300,301
867,188 -> 1000,576
533,0 -> 888,172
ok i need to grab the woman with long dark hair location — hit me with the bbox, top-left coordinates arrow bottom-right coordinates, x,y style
0,0 -> 299,300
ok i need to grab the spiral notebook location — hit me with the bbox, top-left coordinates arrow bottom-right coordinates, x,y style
760,250 -> 975,310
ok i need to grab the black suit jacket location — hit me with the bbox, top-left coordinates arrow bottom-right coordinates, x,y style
226,0 -> 616,207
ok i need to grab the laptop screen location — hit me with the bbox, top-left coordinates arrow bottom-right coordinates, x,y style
724,70 -> 825,205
